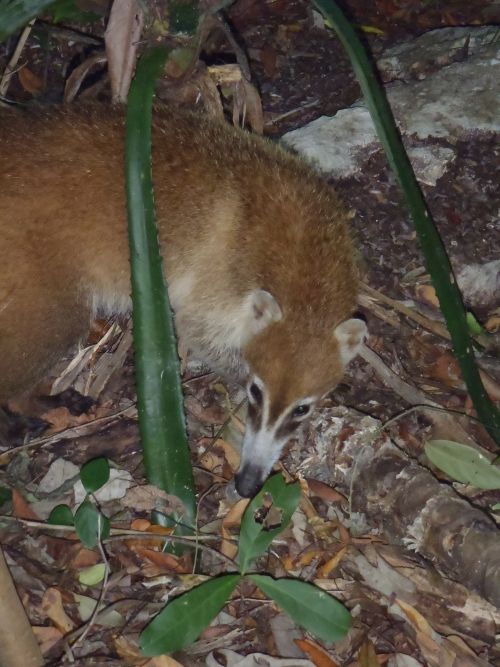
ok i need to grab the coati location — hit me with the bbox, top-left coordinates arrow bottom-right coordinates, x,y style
0,105 -> 366,497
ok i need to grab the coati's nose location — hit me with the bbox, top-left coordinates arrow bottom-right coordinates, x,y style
235,464 -> 265,498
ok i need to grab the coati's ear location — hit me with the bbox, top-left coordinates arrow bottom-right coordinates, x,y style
246,289 -> 282,334
334,318 -> 367,367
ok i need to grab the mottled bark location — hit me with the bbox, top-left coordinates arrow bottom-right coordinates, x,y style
302,407 -> 500,608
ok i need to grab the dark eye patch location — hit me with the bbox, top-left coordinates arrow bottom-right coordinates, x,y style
249,382 -> 263,404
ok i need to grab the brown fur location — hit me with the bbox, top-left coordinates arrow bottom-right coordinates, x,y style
0,105 -> 358,407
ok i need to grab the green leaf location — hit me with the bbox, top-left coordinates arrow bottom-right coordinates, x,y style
238,474 -> 301,574
78,563 -> 106,586
425,440 -> 500,489
126,47 -> 196,526
169,0 -> 200,35
466,311 -> 484,336
74,500 -> 110,548
140,574 -> 240,656
491,503 -> 500,511
80,457 -> 110,494
0,0 -> 55,42
48,0 -> 99,23
48,504 -> 74,526
0,486 -> 12,508
249,574 -> 351,643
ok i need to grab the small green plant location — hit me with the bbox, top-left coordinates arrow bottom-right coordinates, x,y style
48,457 -> 111,548
140,473 -> 351,657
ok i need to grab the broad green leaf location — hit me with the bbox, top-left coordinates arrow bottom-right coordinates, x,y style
140,574 -> 240,656
249,575 -> 351,643
48,504 -> 74,526
48,0 -> 99,23
426,440 -> 500,489
80,457 -> 110,494
0,0 -> 55,42
491,503 -> 500,511
126,48 -> 196,525
74,500 -> 110,548
79,563 -> 106,586
238,474 -> 301,574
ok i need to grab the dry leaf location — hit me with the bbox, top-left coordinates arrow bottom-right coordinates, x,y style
64,53 -> 107,103
105,0 -> 144,103
134,547 -> 184,573
18,65 -> 43,95
123,485 -> 185,515
221,498 -> 249,559
69,546 -> 100,569
416,284 -> 439,308
12,488 -> 39,520
41,587 -> 75,634
131,518 -> 152,531
32,625 -> 64,655
305,478 -> 347,504
484,315 -> 500,333
319,546 -> 347,577
358,639 -> 379,667
295,638 -> 340,667
395,598 -> 433,634
113,635 -> 143,661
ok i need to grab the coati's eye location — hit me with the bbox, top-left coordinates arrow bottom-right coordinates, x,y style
291,404 -> 310,419
249,382 -> 263,405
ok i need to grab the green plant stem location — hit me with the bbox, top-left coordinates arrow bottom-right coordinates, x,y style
125,47 -> 196,525
313,0 -> 500,443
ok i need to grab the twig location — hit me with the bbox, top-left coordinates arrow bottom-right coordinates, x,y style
360,282 -> 451,341
359,343 -> 439,407
69,517 -> 110,649
0,19 -> 35,97
1,516 -> 237,567
0,405 -> 137,464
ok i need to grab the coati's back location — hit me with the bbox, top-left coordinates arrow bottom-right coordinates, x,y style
0,105 -> 365,495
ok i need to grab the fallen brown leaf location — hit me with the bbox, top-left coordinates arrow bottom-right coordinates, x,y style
12,488 -> 39,520
358,639 -> 379,667
32,625 -> 64,655
295,638 -> 340,667
41,587 -> 75,634
18,65 -> 43,95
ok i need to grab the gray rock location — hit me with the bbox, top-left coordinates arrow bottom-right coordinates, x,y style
282,27 -> 499,183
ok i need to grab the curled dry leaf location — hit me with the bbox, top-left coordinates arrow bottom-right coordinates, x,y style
304,478 -> 347,504
295,638 -> 340,667
318,546 -> 348,578
221,498 -> 249,560
416,284 -> 439,308
64,53 -> 108,104
41,587 -> 75,634
104,0 -> 144,103
17,65 -> 43,95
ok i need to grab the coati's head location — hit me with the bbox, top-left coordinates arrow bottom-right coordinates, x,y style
234,289 -> 367,498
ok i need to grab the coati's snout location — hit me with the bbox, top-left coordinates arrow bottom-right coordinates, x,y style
235,317 -> 368,498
